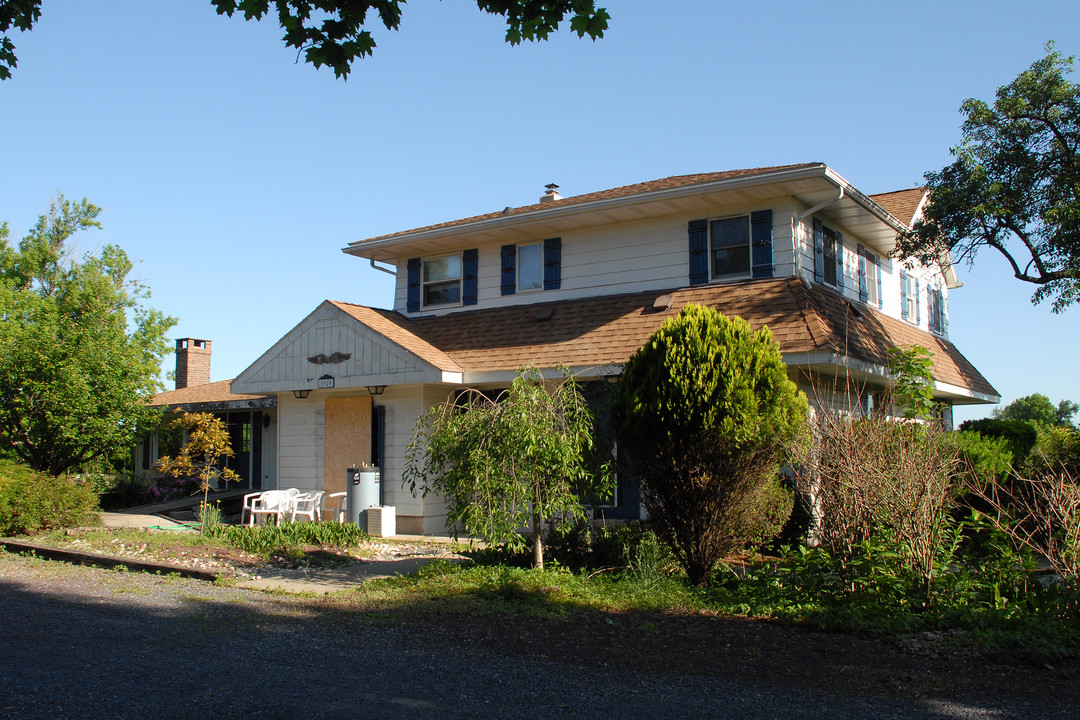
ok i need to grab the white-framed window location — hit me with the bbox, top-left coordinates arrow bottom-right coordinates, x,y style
858,246 -> 880,307
900,269 -> 919,323
710,215 -> 751,279
928,282 -> 946,335
422,254 -> 461,307
518,243 -> 543,291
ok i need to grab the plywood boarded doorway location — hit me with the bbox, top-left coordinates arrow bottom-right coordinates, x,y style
324,396 -> 372,498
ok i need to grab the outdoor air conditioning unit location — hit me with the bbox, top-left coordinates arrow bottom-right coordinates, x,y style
366,506 -> 396,538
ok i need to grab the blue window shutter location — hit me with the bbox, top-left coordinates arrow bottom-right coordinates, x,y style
688,219 -> 708,285
813,218 -> 824,283
835,232 -> 844,292
900,267 -> 909,320
915,277 -> 921,324
857,244 -> 868,302
406,257 -> 421,313
750,209 -> 773,278
543,237 -> 561,290
500,245 -> 516,296
943,292 -> 949,335
876,258 -> 883,309
462,248 -> 478,306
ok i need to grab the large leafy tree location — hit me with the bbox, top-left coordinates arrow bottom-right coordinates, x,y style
404,366 -> 612,569
993,392 -> 1078,429
0,0 -> 609,81
896,44 -> 1080,312
613,305 -> 808,586
0,196 -> 177,475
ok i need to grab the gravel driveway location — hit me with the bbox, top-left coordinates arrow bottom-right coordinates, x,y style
0,552 -> 1071,720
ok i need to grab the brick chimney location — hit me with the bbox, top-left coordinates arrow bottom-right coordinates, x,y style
175,338 -> 211,389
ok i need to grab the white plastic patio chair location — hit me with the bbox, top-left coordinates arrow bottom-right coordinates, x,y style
289,490 -> 325,522
322,491 -> 348,524
247,490 -> 292,526
241,491 -> 264,526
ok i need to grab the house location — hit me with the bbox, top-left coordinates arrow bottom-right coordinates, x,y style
136,339 -> 277,490
213,162 -> 992,535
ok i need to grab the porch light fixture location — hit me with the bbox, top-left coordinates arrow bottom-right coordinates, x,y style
366,385 -> 386,396
292,389 -> 311,399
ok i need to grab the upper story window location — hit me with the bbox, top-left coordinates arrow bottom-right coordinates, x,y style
406,250 -> 476,313
857,245 -> 882,309
900,267 -> 920,324
422,255 -> 461,307
710,215 -> 751,279
501,239 -> 561,296
813,218 -> 844,292
518,243 -> 544,291
927,282 -> 946,335
822,228 -> 838,286
688,210 -> 772,286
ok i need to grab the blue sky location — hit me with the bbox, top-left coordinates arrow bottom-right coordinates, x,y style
1,0 -> 1077,424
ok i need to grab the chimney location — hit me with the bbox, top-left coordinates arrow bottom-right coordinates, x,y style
175,338 -> 211,389
539,183 -> 562,203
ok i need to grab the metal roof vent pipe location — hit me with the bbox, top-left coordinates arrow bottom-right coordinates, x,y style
539,183 -> 561,203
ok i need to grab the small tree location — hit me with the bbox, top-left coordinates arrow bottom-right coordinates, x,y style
155,412 -> 238,533
886,345 -> 937,421
613,305 -> 808,586
404,367 -> 612,569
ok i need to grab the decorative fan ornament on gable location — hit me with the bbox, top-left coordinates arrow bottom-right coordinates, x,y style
308,352 -> 352,364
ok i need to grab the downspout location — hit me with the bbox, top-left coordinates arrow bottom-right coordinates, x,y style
369,259 -> 396,276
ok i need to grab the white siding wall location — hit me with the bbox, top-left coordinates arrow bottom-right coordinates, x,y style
276,395 -> 324,493
375,384 -> 455,534
792,210 -> 949,338
394,198 -> 798,316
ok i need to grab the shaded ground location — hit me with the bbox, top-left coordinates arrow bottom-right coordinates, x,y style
1,548 -> 1077,719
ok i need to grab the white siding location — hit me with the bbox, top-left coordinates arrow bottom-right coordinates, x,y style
395,198 -> 799,317
276,396 -> 324,493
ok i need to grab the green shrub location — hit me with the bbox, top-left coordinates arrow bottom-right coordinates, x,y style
0,460 -> 99,535
959,418 -> 1039,463
613,305 -> 808,586
952,430 -> 1014,487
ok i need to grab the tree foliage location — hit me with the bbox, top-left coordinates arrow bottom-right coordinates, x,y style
156,412 -> 239,532
993,392 -> 1078,428
896,44 -> 1080,312
885,345 -> 936,421
0,196 -> 176,475
404,366 -> 612,569
613,305 -> 808,586
0,0 -> 609,81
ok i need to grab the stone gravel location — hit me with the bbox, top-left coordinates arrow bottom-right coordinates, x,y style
0,552 -> 1071,720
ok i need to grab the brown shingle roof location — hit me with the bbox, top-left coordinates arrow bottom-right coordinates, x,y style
869,188 -> 925,227
399,277 -> 995,397
328,301 -> 463,372
150,379 -> 270,408
354,164 -> 824,245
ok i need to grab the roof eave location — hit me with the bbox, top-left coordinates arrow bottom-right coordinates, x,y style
343,164 -> 834,259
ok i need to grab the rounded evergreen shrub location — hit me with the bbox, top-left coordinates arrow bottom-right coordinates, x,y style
613,305 -> 808,586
